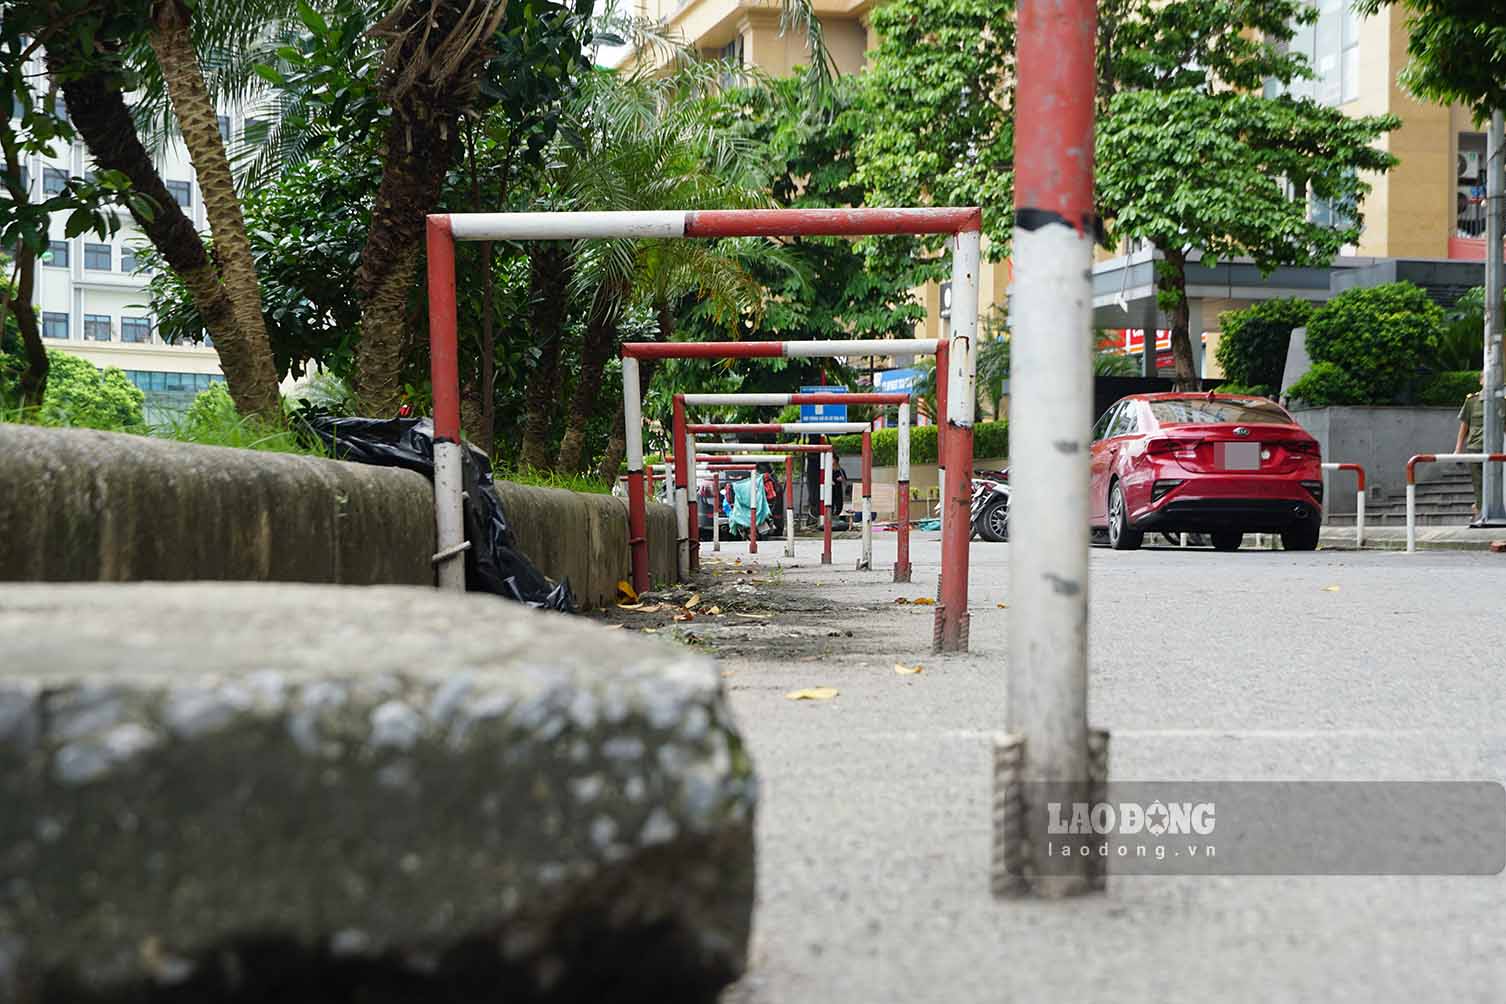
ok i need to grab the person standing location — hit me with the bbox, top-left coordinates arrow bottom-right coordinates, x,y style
1456,369 -> 1486,523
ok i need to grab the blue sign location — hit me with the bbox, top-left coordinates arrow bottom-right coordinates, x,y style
874,368 -> 924,394
799,384 -> 848,423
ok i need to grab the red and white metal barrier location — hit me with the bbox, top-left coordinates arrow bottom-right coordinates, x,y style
682,397 -> 903,575
426,207 -> 979,652
1321,462 -> 1367,548
1405,453 -> 1506,551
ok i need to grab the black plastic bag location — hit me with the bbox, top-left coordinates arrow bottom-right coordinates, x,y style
300,413 -> 575,613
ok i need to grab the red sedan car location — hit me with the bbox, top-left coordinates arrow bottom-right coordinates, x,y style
1089,393 -> 1324,551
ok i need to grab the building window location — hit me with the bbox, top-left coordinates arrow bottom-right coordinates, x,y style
42,312 -> 69,339
42,167 -> 68,194
165,179 -> 192,207
218,115 -> 231,142
43,240 -> 69,268
84,242 -> 111,270
244,117 -> 269,143
1458,132 -> 1488,238
1265,0 -> 1359,106
121,246 -> 139,273
84,314 -> 112,341
121,317 -> 152,343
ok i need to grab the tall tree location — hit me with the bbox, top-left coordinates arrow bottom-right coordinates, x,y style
855,0 -> 1401,388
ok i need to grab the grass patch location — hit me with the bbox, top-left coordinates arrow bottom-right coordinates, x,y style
151,384 -> 328,456
494,466 -> 615,495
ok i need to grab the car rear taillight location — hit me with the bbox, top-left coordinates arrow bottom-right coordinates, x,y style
1151,479 -> 1183,501
1146,438 -> 1179,455
1301,480 -> 1324,502
1286,440 -> 1320,456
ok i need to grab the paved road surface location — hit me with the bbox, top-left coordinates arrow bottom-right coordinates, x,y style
701,533 -> 1506,1003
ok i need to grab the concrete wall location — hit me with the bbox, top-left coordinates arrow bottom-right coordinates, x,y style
0,424 -> 435,585
0,425 -> 680,608
493,481 -> 677,609
1290,405 -> 1464,512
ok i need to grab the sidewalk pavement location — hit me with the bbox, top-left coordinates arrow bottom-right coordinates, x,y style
1320,525 -> 1506,551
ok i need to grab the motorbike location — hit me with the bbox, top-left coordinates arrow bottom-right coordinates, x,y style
970,468 -> 1010,542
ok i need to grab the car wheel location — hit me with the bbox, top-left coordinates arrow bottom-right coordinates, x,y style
977,497 -> 1009,542
1107,482 -> 1143,551
1281,518 -> 1321,551
1211,531 -> 1243,552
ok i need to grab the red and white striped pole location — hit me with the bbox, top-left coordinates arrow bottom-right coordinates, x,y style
623,355 -> 650,596
859,429 -> 874,570
821,451 -> 833,565
712,471 -> 721,552
425,216 -> 467,592
672,396 -> 691,579
995,0 -> 1099,898
1407,453 -> 1506,551
936,236 -> 979,650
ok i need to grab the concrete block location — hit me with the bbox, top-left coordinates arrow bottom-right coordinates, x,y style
0,425 -> 433,587
0,583 -> 755,1003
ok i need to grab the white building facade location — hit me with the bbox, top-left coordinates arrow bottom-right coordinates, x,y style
10,90 -> 270,418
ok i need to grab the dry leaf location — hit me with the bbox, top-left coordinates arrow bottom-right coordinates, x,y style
604,624 -> 625,631
673,611 -> 695,622
912,597 -> 936,606
785,687 -> 839,701
707,605 -> 723,615
642,628 -> 659,634
721,669 -> 735,677
1322,585 -> 1341,592
893,597 -> 911,605
617,602 -> 644,610
894,663 -> 923,675
685,593 -> 701,609
996,602 -> 1008,609
638,603 -> 663,613
617,579 -> 638,602
734,612 -> 771,620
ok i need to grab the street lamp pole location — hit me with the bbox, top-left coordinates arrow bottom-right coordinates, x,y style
1482,110 -> 1506,524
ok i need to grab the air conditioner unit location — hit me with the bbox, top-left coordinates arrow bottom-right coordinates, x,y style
1460,150 -> 1481,180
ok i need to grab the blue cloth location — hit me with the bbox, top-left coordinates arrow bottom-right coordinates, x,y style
730,477 -> 771,532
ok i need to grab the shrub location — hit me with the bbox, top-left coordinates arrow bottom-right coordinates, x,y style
157,383 -> 323,455
831,419 -> 1007,465
1285,361 -> 1368,406
1215,298 -> 1313,395
1213,382 -> 1266,396
36,351 -> 145,430
1416,370 -> 1483,407
1298,281 -> 1443,405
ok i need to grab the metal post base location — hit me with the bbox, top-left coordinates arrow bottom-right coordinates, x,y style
932,604 -> 969,653
893,563 -> 913,583
991,729 -> 1110,898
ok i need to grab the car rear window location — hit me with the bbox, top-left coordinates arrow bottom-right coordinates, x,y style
1148,398 -> 1293,426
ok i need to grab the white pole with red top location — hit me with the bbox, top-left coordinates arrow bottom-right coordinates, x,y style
785,455 -> 796,557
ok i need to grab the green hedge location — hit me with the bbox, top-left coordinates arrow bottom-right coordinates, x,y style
1417,370 -> 1482,407
830,419 -> 1008,466
1288,281 -> 1444,406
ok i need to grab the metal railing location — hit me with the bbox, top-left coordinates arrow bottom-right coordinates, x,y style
1322,462 -> 1367,548
1405,453 -> 1506,551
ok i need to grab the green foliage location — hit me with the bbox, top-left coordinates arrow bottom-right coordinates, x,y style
494,466 -> 614,495
1417,370 -> 1483,407
1212,382 -> 1267,396
1355,0 -> 1506,116
27,351 -> 145,430
1434,286 -> 1486,372
1215,298 -> 1314,395
1287,282 -> 1445,405
156,384 -> 327,455
1099,90 -> 1399,278
831,420 -> 1008,466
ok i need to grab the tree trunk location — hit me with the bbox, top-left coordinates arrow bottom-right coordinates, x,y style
557,295 -> 620,473
148,0 -> 281,422
1162,248 -> 1199,391
595,301 -> 673,484
48,52 -> 281,420
9,242 -> 46,408
519,244 -> 572,470
352,90 -> 458,416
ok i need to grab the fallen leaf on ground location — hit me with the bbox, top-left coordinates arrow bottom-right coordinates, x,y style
706,605 -> 722,615
996,602 -> 1008,609
685,593 -> 701,609
912,597 -> 936,606
721,669 -> 735,678
894,597 -> 911,605
604,624 -> 625,631
734,612 -> 770,620
785,687 -> 839,701
673,611 -> 695,622
617,602 -> 644,610
894,663 -> 924,675
642,628 -> 659,634
617,579 -> 638,602
1321,585 -> 1341,592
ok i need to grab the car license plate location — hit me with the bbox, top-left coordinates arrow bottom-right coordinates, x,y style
1218,442 -> 1261,470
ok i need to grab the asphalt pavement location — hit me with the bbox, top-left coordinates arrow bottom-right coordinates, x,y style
704,532 -> 1506,1003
